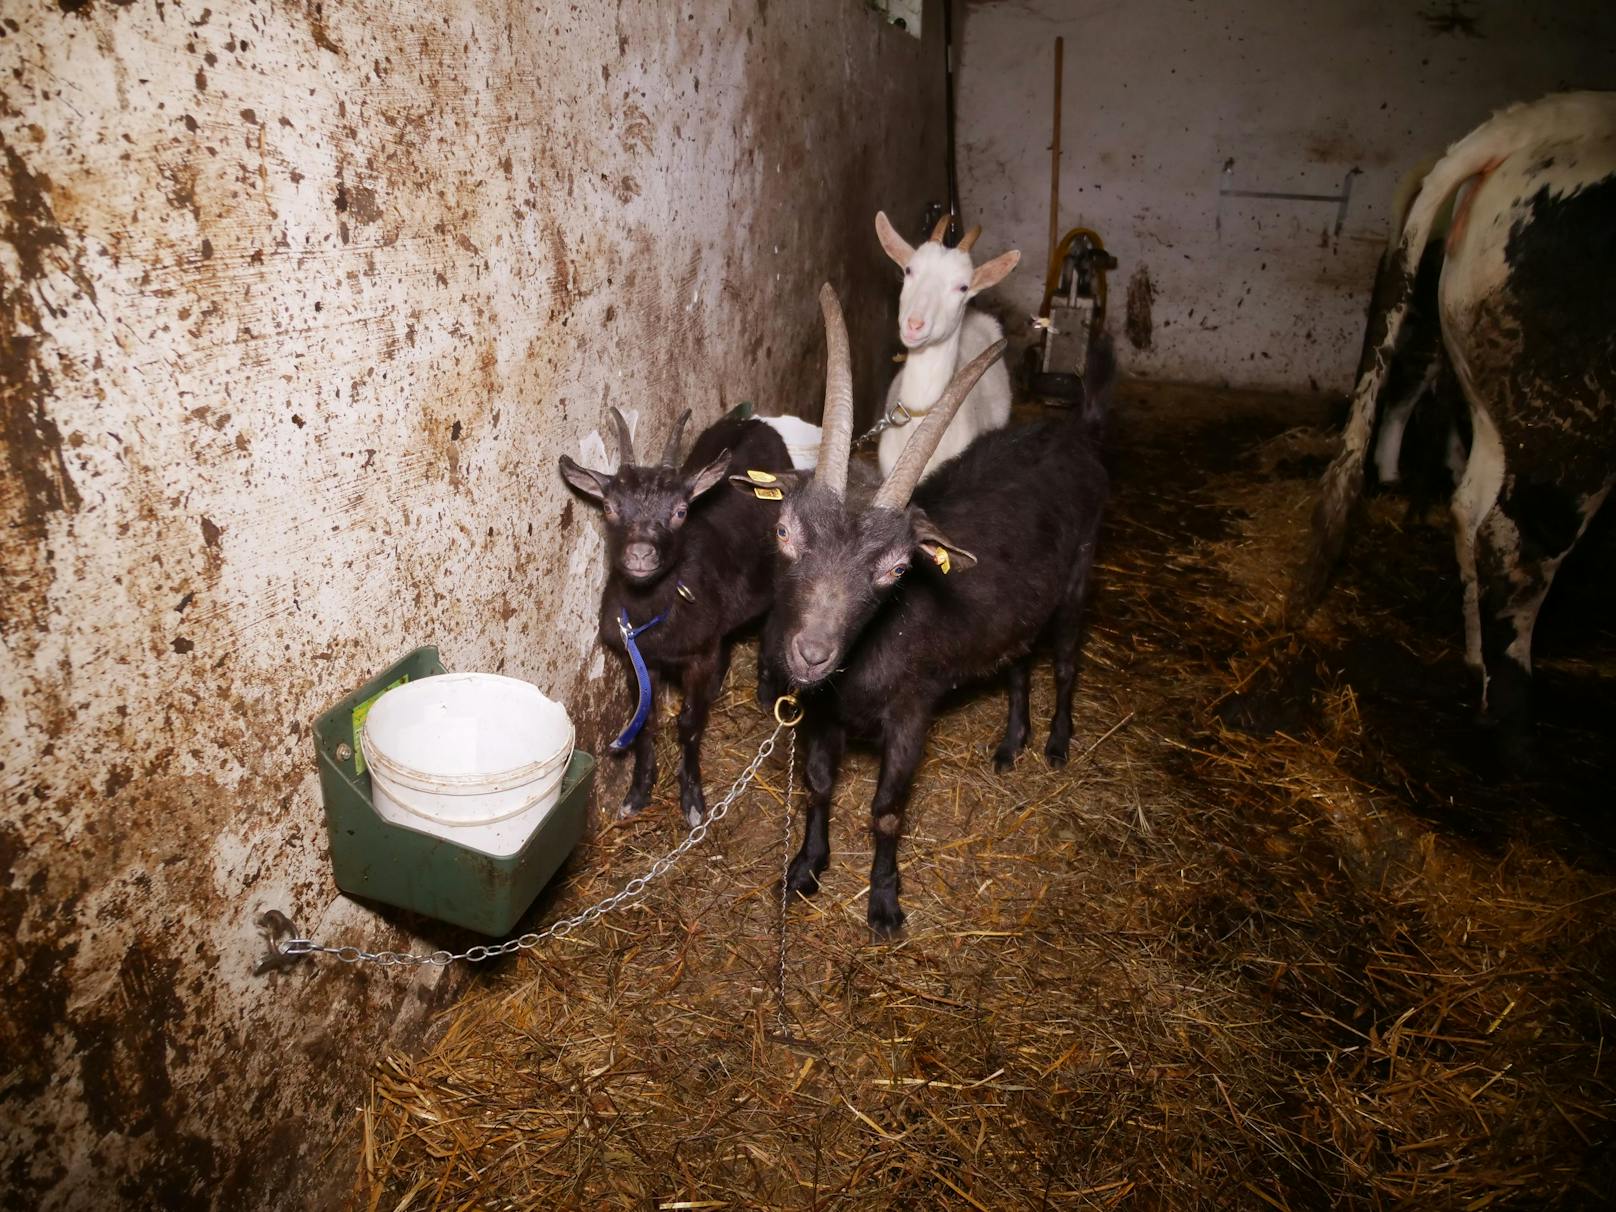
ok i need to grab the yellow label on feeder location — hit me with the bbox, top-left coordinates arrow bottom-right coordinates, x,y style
932,547 -> 951,574
753,486 -> 783,500
746,468 -> 778,484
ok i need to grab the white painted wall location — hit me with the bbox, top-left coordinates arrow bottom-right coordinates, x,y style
957,0 -> 1616,391
0,2 -> 945,1206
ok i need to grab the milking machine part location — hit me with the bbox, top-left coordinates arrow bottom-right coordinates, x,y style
1032,227 -> 1118,406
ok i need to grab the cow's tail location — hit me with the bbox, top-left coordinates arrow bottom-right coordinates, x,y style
1285,104 -> 1531,624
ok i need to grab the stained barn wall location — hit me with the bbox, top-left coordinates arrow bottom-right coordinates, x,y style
0,2 -> 943,1207
957,0 -> 1616,392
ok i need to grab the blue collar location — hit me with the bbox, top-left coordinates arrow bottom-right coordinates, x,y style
607,582 -> 690,750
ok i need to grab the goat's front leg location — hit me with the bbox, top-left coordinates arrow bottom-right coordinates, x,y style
786,719 -> 843,899
755,610 -> 788,708
868,712 -> 929,938
993,656 -> 1031,771
618,659 -> 659,818
676,642 -> 731,829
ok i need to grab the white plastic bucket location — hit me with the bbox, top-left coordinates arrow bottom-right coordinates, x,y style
360,673 -> 573,856
759,415 -> 821,470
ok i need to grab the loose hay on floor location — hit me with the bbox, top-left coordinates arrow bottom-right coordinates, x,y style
346,383 -> 1616,1210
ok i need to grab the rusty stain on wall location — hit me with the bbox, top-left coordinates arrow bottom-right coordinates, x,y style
0,1 -> 943,1207
1124,265 -> 1155,351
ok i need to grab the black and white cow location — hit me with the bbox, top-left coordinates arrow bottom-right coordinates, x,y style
1291,91 -> 1616,727
1362,157 -> 1470,508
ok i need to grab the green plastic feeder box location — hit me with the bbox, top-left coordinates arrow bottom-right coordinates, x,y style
312,646 -> 594,936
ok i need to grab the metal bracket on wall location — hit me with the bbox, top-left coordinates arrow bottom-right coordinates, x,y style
1217,164 -> 1362,238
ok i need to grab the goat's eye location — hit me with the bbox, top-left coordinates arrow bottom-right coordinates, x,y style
673,505 -> 687,520
891,563 -> 908,578
957,284 -> 969,293
903,268 -> 912,278
775,525 -> 788,540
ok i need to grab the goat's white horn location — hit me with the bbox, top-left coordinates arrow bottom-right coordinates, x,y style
929,214 -> 952,243
871,338 -> 1007,511
662,410 -> 690,467
814,283 -> 855,500
958,225 -> 982,252
610,407 -> 637,467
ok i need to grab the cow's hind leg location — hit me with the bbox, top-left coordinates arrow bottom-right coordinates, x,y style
1449,407 -> 1505,678
1471,475 -> 1612,732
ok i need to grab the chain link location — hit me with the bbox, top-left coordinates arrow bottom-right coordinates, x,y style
850,399 -> 913,451
280,719 -> 788,968
775,728 -> 797,1037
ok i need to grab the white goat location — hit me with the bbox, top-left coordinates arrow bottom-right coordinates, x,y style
874,212 -> 1020,481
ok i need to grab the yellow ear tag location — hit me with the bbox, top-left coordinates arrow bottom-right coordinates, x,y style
746,469 -> 778,484
932,547 -> 951,574
753,486 -> 783,501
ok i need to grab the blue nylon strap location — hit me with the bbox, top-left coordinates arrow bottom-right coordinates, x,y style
608,605 -> 669,751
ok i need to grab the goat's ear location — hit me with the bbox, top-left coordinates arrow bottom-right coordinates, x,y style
875,210 -> 914,269
558,455 -> 611,504
969,249 -> 1021,294
727,467 -> 807,501
685,451 -> 732,500
911,511 -> 979,575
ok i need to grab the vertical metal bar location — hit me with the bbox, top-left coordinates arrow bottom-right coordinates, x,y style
1049,36 -> 1063,281
942,0 -> 959,223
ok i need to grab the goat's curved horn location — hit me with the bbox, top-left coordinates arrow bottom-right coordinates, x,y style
958,225 -> 982,252
814,284 -> 854,500
662,410 -> 690,467
609,407 -> 637,467
929,214 -> 952,243
871,338 -> 1007,511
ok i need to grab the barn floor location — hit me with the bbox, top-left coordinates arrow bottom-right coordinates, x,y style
345,382 -> 1616,1210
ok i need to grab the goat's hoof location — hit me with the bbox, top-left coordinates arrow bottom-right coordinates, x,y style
992,743 -> 1022,773
682,802 -> 705,831
867,893 -> 906,939
784,858 -> 823,899
617,794 -> 650,820
1043,739 -> 1070,768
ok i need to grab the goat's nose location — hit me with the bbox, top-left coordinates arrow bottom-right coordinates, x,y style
792,635 -> 832,670
623,542 -> 659,571
904,316 -> 925,335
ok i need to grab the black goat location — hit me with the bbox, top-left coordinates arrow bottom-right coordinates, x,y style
736,285 -> 1111,935
560,408 -> 791,826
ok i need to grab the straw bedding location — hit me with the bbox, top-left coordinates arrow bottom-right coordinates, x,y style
344,382 -> 1616,1210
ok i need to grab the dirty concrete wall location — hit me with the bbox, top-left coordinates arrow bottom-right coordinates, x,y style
957,0 -> 1616,391
0,2 -> 944,1207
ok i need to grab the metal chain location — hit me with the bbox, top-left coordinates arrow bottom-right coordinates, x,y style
775,728 -> 797,1037
280,718 -> 789,968
850,399 -> 913,450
